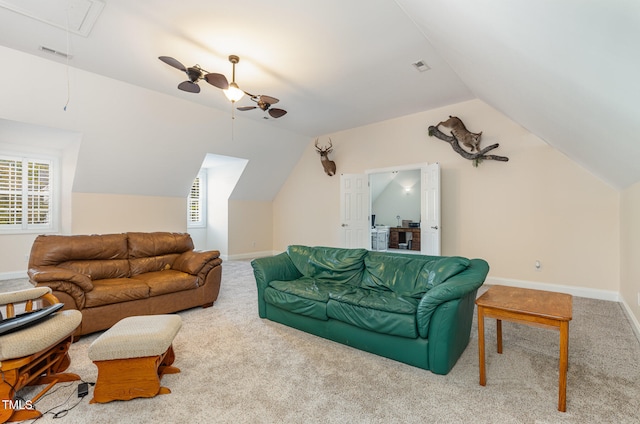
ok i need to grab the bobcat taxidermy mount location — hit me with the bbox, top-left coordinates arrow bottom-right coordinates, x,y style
428,115 -> 508,166
437,116 -> 482,152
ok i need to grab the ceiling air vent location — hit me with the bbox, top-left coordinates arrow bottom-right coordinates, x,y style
0,0 -> 105,37
39,45 -> 73,59
412,60 -> 431,72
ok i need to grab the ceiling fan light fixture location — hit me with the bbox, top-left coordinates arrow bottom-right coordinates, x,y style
224,82 -> 244,102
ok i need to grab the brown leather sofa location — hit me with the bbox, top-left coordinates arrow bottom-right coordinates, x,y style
27,232 -> 222,336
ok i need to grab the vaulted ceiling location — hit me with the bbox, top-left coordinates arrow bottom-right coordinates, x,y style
1,0 -> 638,189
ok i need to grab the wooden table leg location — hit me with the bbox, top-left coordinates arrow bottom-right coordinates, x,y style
496,319 -> 503,354
478,306 -> 486,386
558,321 -> 569,412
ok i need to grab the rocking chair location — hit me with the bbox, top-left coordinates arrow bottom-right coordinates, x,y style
0,287 -> 82,423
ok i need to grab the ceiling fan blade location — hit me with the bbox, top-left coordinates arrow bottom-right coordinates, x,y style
237,106 -> 257,111
260,95 -> 279,105
269,108 -> 287,118
204,73 -> 229,90
159,56 -> 187,72
178,81 -> 200,93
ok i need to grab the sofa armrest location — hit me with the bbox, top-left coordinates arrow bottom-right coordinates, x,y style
28,266 -> 94,292
172,250 -> 220,275
416,259 -> 489,338
251,252 -> 303,318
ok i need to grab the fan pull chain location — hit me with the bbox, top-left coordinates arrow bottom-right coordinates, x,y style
63,0 -> 71,111
231,102 -> 235,140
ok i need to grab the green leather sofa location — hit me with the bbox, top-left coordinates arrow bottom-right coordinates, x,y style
251,245 -> 489,375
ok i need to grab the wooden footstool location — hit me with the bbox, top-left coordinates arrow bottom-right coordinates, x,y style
88,315 -> 182,403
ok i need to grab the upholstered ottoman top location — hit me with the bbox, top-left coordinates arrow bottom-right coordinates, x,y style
88,315 -> 182,361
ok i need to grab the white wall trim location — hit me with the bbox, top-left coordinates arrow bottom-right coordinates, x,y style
365,162 -> 429,174
620,298 -> 640,343
0,271 -> 28,281
4,257 -> 638,342
225,250 -> 278,261
485,276 -> 620,302
486,276 -> 640,342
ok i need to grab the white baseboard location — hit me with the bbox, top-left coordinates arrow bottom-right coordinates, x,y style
0,271 -> 28,281
225,250 -> 278,261
620,298 -> 640,343
485,276 -> 620,302
4,261 -> 637,342
486,276 -> 640,342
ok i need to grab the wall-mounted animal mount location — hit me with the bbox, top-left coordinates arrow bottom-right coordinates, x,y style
428,115 -> 509,166
315,138 -> 337,176
438,116 -> 482,152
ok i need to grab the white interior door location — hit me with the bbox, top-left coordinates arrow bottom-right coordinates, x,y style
421,163 -> 441,255
340,173 -> 370,248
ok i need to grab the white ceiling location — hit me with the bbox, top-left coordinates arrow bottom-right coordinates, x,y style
1,0 -> 639,189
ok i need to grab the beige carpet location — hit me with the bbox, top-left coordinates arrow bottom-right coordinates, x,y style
10,260 -> 640,423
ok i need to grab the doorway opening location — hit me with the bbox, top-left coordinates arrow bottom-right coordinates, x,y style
188,153 -> 248,259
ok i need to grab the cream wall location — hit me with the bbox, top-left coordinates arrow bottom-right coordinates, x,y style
621,182 -> 640,330
228,200 -> 273,259
274,99 -> 620,296
0,235 -> 38,278
71,193 -> 187,234
0,193 -> 186,279
0,128 -> 79,279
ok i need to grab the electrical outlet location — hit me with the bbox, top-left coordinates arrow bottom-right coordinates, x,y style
24,254 -> 29,263
534,260 -> 542,271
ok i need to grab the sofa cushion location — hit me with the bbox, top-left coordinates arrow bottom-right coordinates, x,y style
360,253 -> 431,297
426,256 -> 471,289
360,253 -> 471,298
269,278 -> 353,302
130,270 -> 198,296
287,245 -> 367,284
286,245 -> 316,276
172,250 -> 220,275
265,278 -> 356,321
264,288 -> 327,321
84,278 -> 150,308
264,285 -> 322,321
127,232 -> 193,259
28,234 -> 128,268
129,254 -> 180,276
329,287 -> 418,314
327,289 -> 419,339
58,259 -> 130,281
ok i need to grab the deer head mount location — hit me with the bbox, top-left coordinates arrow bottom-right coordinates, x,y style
315,138 -> 337,176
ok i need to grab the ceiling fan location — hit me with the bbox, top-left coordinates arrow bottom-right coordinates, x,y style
237,94 -> 287,119
158,56 -> 227,93
158,55 -> 287,118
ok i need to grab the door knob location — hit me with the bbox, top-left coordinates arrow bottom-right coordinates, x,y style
431,225 -> 439,230
341,224 -> 348,227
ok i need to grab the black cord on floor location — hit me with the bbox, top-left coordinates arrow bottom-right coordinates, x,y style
27,379 -> 95,423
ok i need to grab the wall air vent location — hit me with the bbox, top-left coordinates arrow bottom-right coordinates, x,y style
0,0 -> 105,37
412,60 -> 431,72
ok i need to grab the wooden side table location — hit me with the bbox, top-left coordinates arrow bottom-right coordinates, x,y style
476,285 -> 573,412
